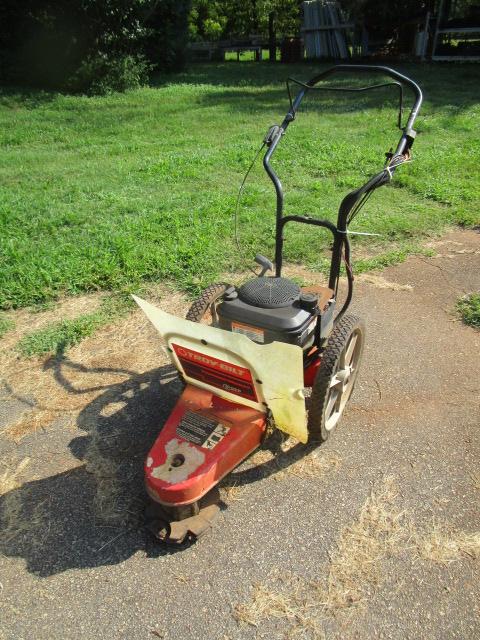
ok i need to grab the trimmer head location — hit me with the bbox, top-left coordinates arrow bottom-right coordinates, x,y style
145,487 -> 222,545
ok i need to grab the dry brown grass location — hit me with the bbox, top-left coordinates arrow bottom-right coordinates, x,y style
3,409 -> 66,443
234,475 -> 480,637
248,448 -> 276,466
250,437 -> 341,482
323,475 -> 406,610
234,476 -> 405,636
1,488 -> 48,549
471,472 -> 480,491
244,429 -> 342,481
221,443 -> 340,512
219,482 -> 245,503
276,450 -> 341,481
281,264 -> 328,288
0,285 -> 188,444
234,577 -> 325,639
356,273 -> 413,292
416,525 -> 480,564
0,287 -> 189,536
84,442 -> 127,525
0,457 -> 31,495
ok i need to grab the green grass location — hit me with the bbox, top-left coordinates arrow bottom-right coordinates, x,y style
0,314 -> 15,338
456,293 -> 480,328
0,62 -> 479,309
16,292 -> 135,357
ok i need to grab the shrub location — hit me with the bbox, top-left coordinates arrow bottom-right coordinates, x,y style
68,53 -> 151,95
0,0 -> 190,93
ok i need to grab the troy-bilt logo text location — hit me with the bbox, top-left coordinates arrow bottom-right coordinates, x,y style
171,344 -> 258,401
173,346 -> 251,380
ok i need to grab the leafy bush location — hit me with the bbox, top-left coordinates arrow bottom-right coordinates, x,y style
68,53 -> 151,95
204,18 -> 224,41
0,0 -> 190,93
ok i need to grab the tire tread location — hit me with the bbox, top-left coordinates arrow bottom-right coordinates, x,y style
186,283 -> 229,323
308,313 -> 365,442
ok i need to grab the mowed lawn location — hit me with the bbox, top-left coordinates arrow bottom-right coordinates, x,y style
0,62 -> 479,309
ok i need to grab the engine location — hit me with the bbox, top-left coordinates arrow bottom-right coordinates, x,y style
216,276 -> 334,350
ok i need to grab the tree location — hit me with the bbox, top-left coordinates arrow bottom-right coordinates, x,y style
0,0 -> 191,93
188,0 -> 300,41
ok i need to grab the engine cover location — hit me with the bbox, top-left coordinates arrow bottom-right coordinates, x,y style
217,276 -> 319,349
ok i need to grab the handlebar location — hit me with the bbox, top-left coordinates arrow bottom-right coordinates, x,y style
285,65 -> 422,140
261,65 -> 423,280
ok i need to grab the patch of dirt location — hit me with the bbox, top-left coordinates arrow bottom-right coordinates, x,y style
281,264 -> 328,287
426,237 -> 480,259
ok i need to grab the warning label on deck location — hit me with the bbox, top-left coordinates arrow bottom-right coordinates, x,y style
176,410 -> 230,449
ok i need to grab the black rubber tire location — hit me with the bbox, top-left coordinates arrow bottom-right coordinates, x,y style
186,283 -> 229,324
308,313 -> 365,442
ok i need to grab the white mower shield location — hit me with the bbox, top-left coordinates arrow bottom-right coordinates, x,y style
133,296 -> 308,443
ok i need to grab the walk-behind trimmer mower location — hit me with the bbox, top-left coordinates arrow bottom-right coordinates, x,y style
133,65 -> 422,544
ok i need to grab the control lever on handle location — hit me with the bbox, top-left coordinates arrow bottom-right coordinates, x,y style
264,125 -> 281,146
255,254 -> 274,277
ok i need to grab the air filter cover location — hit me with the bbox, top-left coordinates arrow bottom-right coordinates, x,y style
238,277 -> 300,309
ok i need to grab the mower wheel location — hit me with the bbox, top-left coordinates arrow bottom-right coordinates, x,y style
186,283 -> 230,326
308,314 -> 365,442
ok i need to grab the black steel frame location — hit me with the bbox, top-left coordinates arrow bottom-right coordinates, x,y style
263,64 -> 422,318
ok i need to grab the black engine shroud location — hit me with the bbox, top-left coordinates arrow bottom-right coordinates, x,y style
217,276 -> 334,349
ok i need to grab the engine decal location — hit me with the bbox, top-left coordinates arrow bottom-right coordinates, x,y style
176,410 -> 230,449
231,321 -> 265,344
172,343 -> 258,401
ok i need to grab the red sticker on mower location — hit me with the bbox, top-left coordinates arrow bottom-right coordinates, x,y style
171,344 -> 258,402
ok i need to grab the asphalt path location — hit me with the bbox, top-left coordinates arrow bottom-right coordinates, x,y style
1,229 -> 479,640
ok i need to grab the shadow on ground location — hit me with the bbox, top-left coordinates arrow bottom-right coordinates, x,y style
2,63 -> 478,115
0,361 -> 181,576
0,357 -> 309,576
151,61 -> 480,114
